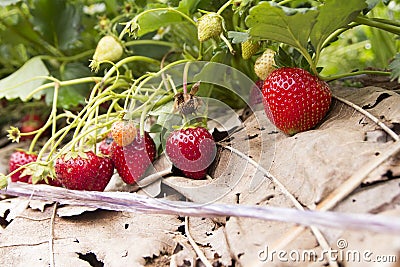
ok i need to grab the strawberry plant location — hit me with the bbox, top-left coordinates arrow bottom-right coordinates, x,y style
0,0 -> 398,190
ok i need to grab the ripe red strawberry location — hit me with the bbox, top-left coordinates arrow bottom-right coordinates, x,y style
54,151 -> 114,191
110,131 -> 156,184
166,127 -> 216,179
262,67 -> 332,135
111,121 -> 137,147
99,133 -> 114,156
20,114 -> 44,141
9,150 -> 38,183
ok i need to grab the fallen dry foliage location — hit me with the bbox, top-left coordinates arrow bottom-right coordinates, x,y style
0,85 -> 400,267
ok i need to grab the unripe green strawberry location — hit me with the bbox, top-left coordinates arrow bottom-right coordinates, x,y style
89,35 -> 123,72
197,13 -> 223,42
241,39 -> 260,60
254,49 -> 276,80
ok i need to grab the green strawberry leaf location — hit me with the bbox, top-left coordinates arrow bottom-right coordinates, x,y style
0,57 -> 49,101
246,1 -> 368,71
389,53 -> 400,82
227,31 -> 249,44
132,4 -> 187,37
246,2 -> 318,51
310,0 -> 367,52
177,0 -> 201,15
30,0 -> 82,51
44,62 -> 91,109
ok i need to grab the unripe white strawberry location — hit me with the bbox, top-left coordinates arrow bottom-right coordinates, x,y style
197,13 -> 223,42
254,48 -> 276,80
241,39 -> 260,60
89,35 -> 124,72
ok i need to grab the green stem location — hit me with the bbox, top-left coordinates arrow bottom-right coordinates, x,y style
42,95 -> 117,160
298,46 -> 318,76
51,116 -> 119,162
36,113 -> 79,160
183,62 -> 190,94
217,0 -> 234,15
39,49 -> 94,62
101,56 -> 160,83
124,40 -> 177,48
51,83 -> 59,150
354,15 -> 400,35
277,0 -> 296,5
26,77 -> 102,100
322,70 -> 390,82
28,81 -> 60,154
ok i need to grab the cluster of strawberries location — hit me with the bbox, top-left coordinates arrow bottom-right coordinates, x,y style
8,120 -> 216,191
7,11 -> 333,192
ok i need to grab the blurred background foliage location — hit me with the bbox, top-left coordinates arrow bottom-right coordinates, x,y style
319,0 -> 400,76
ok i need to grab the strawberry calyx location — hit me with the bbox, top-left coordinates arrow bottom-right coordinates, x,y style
0,174 -> 8,189
7,126 -> 21,143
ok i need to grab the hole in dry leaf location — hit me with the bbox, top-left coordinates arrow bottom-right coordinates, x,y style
362,93 -> 391,109
182,259 -> 191,266
359,118 -> 368,126
237,252 -> 244,258
383,170 -> 400,180
177,224 -> 185,235
0,209 -> 10,228
173,243 -> 183,254
144,252 -> 170,266
77,252 -> 104,267
244,133 -> 258,140
256,194 -> 275,205
229,259 -> 237,267
391,123 -> 400,135
124,223 -> 129,229
364,130 -> 390,143
212,128 -> 230,142
235,193 -> 240,204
